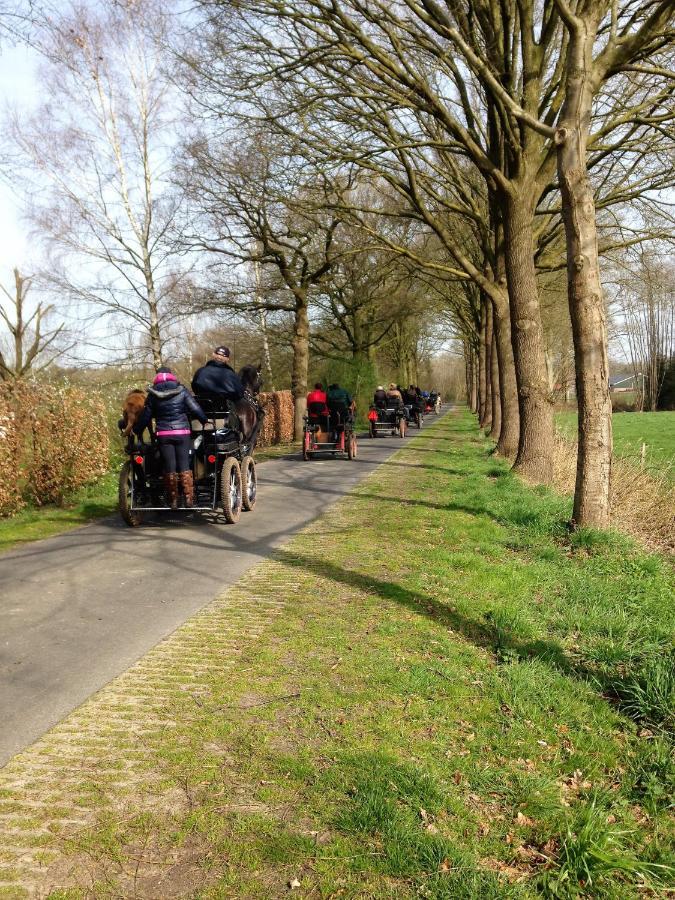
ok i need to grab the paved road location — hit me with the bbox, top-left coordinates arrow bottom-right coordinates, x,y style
0,429 -> 414,766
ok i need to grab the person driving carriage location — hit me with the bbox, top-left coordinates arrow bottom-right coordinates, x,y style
327,382 -> 353,438
373,385 -> 387,408
191,346 -> 244,409
386,382 -> 403,405
135,368 -> 207,509
306,382 -> 329,415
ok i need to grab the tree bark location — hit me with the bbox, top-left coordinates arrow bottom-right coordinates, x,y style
482,296 -> 493,430
291,294 -> 310,441
477,306 -> 488,425
556,10 -> 612,528
492,291 -> 519,458
503,190 -> 554,482
489,317 -> 501,439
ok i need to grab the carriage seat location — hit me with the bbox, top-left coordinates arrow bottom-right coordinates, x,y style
193,396 -> 240,433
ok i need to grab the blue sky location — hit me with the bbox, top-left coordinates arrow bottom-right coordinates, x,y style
0,39 -> 40,282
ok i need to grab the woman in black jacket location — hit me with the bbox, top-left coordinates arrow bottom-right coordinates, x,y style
136,368 -> 207,508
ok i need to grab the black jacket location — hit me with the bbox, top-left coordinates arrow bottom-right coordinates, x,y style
136,382 -> 206,434
191,360 -> 244,407
373,389 -> 387,408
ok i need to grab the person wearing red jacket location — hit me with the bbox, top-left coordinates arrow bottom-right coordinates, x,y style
306,382 -> 328,414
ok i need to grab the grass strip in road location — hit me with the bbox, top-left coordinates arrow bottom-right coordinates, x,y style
0,409 -> 673,899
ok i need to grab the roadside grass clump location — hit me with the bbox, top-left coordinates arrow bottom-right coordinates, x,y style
544,799 -> 674,898
626,735 -> 675,813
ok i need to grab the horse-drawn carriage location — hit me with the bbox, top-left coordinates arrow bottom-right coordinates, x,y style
405,402 -> 424,429
302,401 -> 358,460
368,402 -> 407,438
119,367 -> 263,527
119,408 -> 258,527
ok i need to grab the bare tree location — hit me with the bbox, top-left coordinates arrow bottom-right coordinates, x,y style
610,246 -> 675,410
183,132 -> 342,437
8,0 -> 191,369
0,267 -> 68,379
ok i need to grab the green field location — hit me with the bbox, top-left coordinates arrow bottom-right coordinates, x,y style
5,411 -> 672,899
556,410 -> 675,482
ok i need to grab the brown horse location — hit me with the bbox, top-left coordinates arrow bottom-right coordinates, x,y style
120,389 -> 147,437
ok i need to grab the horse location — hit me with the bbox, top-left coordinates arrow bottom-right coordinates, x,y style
236,364 -> 264,450
120,389 -> 147,437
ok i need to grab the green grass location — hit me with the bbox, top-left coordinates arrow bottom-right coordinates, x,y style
556,410 -> 675,481
0,472 -> 118,553
28,410 -> 673,899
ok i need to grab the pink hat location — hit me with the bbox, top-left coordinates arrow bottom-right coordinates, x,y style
153,371 -> 177,385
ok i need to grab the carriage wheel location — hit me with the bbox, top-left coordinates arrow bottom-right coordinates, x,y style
417,415 -> 423,429
221,457 -> 242,524
302,431 -> 311,460
241,455 -> 257,511
347,433 -> 357,459
369,422 -> 375,438
118,461 -> 143,527
399,419 -> 407,438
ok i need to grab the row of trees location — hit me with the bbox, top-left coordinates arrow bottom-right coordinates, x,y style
1,0 -> 674,529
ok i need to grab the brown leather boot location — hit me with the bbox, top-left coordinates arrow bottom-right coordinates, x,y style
178,470 -> 195,508
163,473 -> 178,510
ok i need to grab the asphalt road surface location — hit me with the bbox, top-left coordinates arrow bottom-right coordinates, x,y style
0,427 -> 419,766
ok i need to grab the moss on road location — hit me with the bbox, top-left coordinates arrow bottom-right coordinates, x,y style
0,410 -> 673,899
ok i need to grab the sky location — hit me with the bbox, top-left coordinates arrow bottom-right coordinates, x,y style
0,40 -> 40,284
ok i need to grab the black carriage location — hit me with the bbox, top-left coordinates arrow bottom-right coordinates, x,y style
302,401 -> 358,460
404,402 -> 424,429
119,406 -> 258,527
368,402 -> 407,438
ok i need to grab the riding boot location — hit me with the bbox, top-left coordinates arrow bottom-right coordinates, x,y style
163,473 -> 178,510
178,470 -> 194,508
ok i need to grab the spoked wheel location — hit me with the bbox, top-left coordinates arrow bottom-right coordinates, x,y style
302,432 -> 311,460
417,415 -> 423,429
241,455 -> 257,511
118,461 -> 143,527
369,423 -> 375,438
347,433 -> 357,459
399,418 -> 407,438
221,457 -> 242,524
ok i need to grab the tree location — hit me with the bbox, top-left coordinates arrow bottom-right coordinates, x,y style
182,132 -> 342,438
211,0 -> 675,526
610,245 -> 675,411
9,0 -> 190,368
0,268 -> 68,379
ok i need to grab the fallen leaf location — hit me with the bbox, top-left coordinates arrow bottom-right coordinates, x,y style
288,878 -> 301,890
516,811 -> 535,827
453,771 -> 463,785
439,858 -> 451,872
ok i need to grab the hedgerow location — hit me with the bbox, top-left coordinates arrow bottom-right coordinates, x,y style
0,380 -> 109,514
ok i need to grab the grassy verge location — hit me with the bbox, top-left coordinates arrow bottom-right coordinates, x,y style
0,472 -> 118,554
6,409 -> 672,899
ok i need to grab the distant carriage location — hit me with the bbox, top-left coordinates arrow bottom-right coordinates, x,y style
368,402 -> 407,438
302,400 -> 358,460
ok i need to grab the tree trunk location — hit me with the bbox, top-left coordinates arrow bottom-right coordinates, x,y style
503,190 -> 554,482
556,13 -> 612,528
492,291 -> 519,458
482,297 -> 493,430
259,309 -> 275,391
477,307 -> 488,424
291,295 -> 310,441
144,258 -> 162,370
489,320 -> 501,439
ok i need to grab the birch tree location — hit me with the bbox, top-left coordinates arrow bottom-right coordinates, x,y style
9,0 -> 189,368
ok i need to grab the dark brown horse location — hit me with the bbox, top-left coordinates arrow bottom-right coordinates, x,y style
236,365 -> 264,451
